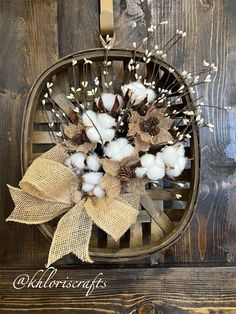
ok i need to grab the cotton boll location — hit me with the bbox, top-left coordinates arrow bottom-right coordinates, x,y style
101,93 -> 115,111
175,143 -> 185,157
123,143 -> 135,158
104,138 -> 135,161
64,158 -> 72,169
67,152 -> 86,170
147,88 -> 156,103
155,153 -> 165,168
160,147 -> 179,164
100,93 -> 123,111
166,165 -> 182,177
101,128 -> 116,142
146,166 -> 165,181
82,182 -> 95,192
166,157 -> 187,177
86,127 -> 102,143
135,167 -> 148,178
82,110 -> 98,127
97,113 -> 116,129
140,154 -> 155,168
93,185 -> 106,198
177,156 -> 187,171
130,89 -> 147,105
83,172 -> 103,185
86,154 -> 100,171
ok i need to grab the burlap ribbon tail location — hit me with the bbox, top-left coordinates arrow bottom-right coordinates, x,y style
6,145 -> 139,266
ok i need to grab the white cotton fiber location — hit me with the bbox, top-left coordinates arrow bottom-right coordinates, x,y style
82,110 -> 97,127
65,152 -> 86,170
100,93 -> 123,111
86,154 -> 100,171
121,81 -> 156,105
86,127 -> 102,143
101,128 -> 116,142
140,154 -> 155,168
161,144 -> 187,177
160,147 -> 179,164
83,172 -> 103,185
135,167 -> 148,178
147,88 -> 156,103
82,182 -> 95,192
176,143 -> 185,157
97,113 -> 116,129
104,137 -> 135,161
146,166 -> 165,181
93,185 -> 106,198
155,153 -> 165,168
130,89 -> 147,105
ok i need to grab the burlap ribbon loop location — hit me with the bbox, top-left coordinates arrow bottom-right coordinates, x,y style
7,144 -> 139,266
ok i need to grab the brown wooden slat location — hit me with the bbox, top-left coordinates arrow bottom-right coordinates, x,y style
164,208 -> 186,221
106,235 -> 120,249
32,131 -> 60,144
51,86 -> 75,115
148,188 -> 189,201
130,223 -> 143,248
34,110 -> 54,123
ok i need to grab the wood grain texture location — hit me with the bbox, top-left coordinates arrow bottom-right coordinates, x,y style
0,267 -> 235,313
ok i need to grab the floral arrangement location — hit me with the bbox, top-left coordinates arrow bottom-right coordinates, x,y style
6,21 -> 222,266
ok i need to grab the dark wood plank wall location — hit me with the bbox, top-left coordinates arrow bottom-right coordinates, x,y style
0,0 -> 235,312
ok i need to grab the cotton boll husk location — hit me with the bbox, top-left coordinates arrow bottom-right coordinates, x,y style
147,166 -> 165,181
140,154 -> 155,168
86,154 -> 100,171
93,185 -> 106,198
86,127 -> 102,143
83,172 -> 103,185
82,182 -> 95,192
135,167 -> 148,178
97,113 -> 116,129
67,152 -> 86,169
82,110 -> 98,127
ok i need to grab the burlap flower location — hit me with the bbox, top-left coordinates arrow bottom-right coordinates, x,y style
128,107 -> 174,148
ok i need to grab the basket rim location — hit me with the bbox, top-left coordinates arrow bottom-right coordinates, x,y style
21,47 -> 201,262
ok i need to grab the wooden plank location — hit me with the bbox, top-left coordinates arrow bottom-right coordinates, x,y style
0,0 -> 58,268
130,223 -> 143,248
32,131 -> 59,144
51,86 -> 75,115
148,189 -> 189,201
0,267 -> 235,313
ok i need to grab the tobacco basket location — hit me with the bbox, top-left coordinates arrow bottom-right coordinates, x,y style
20,1 -> 200,263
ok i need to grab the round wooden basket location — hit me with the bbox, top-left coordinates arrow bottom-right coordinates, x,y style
21,48 -> 200,262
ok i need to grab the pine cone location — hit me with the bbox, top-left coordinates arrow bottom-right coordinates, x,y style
71,131 -> 86,146
118,166 -> 135,183
140,116 -> 160,136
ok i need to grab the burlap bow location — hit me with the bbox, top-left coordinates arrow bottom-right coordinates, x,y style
6,144 -> 140,266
